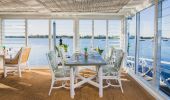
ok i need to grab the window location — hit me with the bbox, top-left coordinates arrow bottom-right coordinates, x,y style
94,20 -> 106,55
28,20 -> 49,66
160,0 -> 170,96
3,19 -> 25,48
53,20 -> 74,55
127,16 -> 136,72
138,6 -> 155,82
108,20 -> 121,49
79,20 -> 92,51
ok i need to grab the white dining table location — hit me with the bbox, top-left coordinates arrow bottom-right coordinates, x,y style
65,52 -> 106,99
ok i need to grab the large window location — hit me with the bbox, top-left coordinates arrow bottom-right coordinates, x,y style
94,20 -> 106,52
28,20 -> 49,66
138,6 -> 155,82
53,20 -> 73,55
160,0 -> 170,96
127,16 -> 136,72
79,20 -> 92,51
3,19 -> 25,48
108,20 -> 121,49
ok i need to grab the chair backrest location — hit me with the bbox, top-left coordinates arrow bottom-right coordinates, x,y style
47,51 -> 59,76
55,46 -> 61,57
109,47 -> 115,60
56,46 -> 65,59
5,48 -> 22,64
20,47 -> 31,64
47,51 -> 65,77
113,49 -> 124,71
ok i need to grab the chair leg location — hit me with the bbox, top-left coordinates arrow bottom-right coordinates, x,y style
118,78 -> 123,93
4,66 -> 7,77
18,65 -> 22,77
48,80 -> 55,96
27,62 -> 31,71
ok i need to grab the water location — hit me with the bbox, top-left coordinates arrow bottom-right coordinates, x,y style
128,39 -> 170,62
3,38 -> 119,66
3,38 -> 170,69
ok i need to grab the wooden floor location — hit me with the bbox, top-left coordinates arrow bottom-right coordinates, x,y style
0,69 -> 155,100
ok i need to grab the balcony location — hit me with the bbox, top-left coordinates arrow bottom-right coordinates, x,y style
0,0 -> 169,100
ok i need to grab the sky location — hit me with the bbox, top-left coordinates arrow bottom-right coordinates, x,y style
3,0 -> 170,38
129,0 -> 170,38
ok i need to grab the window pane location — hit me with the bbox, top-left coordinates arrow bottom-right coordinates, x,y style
79,20 -> 92,51
139,6 -> 155,82
160,0 -> 170,96
28,20 -> 49,66
3,19 -> 25,47
94,20 -> 106,55
127,16 -> 136,73
108,20 -> 121,49
54,20 -> 73,55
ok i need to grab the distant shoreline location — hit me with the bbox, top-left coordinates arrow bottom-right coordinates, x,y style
5,36 -> 170,39
5,35 -> 120,39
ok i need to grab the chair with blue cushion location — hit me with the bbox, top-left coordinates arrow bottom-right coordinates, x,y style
47,51 -> 72,95
102,49 -> 124,93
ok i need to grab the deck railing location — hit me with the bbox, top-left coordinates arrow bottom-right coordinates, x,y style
127,56 -> 170,91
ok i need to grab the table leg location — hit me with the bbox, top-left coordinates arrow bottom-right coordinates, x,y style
70,67 -> 75,99
99,66 -> 103,97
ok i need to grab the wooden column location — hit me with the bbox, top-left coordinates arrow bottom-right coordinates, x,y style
92,20 -> 94,49
73,18 -> 79,52
120,19 -> 124,49
53,21 -> 56,50
153,0 -> 162,89
25,19 -> 28,47
106,20 -> 109,51
135,13 -> 140,74
122,18 -> 128,69
48,19 -> 52,50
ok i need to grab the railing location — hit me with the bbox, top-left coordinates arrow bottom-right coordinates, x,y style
127,56 -> 170,93
127,56 -> 170,73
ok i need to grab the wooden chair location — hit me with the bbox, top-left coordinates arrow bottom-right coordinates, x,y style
20,47 -> 31,71
4,47 -> 31,77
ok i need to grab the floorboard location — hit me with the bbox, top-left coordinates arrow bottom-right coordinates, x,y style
0,69 -> 155,100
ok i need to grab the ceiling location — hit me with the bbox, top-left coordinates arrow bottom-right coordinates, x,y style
0,0 -> 153,18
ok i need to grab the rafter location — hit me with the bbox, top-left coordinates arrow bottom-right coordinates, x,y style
0,0 -> 153,17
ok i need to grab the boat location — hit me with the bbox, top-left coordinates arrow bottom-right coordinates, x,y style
163,39 -> 168,41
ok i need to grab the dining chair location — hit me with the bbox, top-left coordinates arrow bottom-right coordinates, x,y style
4,48 -> 23,77
102,49 -> 124,93
20,47 -> 31,71
4,47 -> 31,77
47,51 -> 71,95
104,47 -> 115,62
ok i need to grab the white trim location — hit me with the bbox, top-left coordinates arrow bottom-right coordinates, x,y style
0,15 -> 123,20
92,20 -> 94,49
25,19 -> 28,46
106,20 -> 109,52
49,19 -> 52,50
73,18 -> 79,52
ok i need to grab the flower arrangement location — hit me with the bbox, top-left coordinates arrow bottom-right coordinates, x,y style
84,48 -> 87,52
84,47 -> 88,57
95,47 -> 104,55
61,44 -> 68,52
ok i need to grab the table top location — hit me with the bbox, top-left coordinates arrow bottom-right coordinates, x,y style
65,52 -> 107,66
